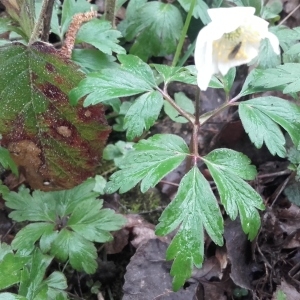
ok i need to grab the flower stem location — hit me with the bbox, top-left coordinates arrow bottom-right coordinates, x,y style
199,93 -> 242,125
172,0 -> 196,67
158,87 -> 195,124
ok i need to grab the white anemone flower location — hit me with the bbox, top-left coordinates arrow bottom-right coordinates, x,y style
194,6 -> 280,90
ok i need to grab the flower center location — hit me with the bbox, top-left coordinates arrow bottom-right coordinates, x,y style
223,27 -> 242,41
212,25 -> 261,63
213,27 -> 246,62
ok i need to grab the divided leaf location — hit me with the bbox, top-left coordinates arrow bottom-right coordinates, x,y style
60,0 -> 94,37
69,54 -> 157,106
124,91 -> 164,140
76,19 -> 125,55
123,2 -> 183,60
177,0 -> 210,24
239,96 -> 300,157
105,134 -> 189,194
249,63 -> 300,94
4,178 -> 126,274
156,166 -> 224,291
152,64 -> 197,86
0,248 -> 30,290
203,149 -> 265,240
18,248 -> 67,300
0,42 -> 110,191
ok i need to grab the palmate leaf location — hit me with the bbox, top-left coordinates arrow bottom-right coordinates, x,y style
177,0 -> 210,24
76,19 -> 125,55
105,134 -> 189,194
125,2 -> 183,61
239,96 -> 300,157
203,149 -> 265,240
60,0 -> 94,37
0,42 -> 110,191
155,166 -> 224,291
5,178 -> 126,274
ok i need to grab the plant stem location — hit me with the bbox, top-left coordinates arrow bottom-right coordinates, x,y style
41,0 -> 55,41
105,0 -> 117,28
172,0 -> 196,67
198,93 -> 242,125
29,0 -> 49,45
186,87 -> 200,172
158,87 -> 195,124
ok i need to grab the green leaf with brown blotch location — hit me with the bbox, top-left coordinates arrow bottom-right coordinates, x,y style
0,42 -> 110,190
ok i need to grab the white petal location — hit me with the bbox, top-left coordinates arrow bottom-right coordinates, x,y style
208,7 -> 255,21
208,7 -> 255,33
266,31 -> 280,54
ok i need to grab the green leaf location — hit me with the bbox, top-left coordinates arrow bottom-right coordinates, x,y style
239,96 -> 300,157
177,0 -> 210,24
18,248 -> 52,299
271,25 -> 300,53
105,134 -> 189,193
238,68 -> 276,97
118,0 -> 147,38
261,0 -> 282,20
4,178 -> 124,274
203,149 -> 265,240
93,175 -> 107,194
103,141 -> 134,167
67,198 -> 126,243
221,67 -> 236,93
69,54 -> 157,106
0,147 -> 18,175
61,0 -> 94,37
156,166 -> 223,291
72,49 -> 118,73
152,65 -> 197,86
12,223 -> 56,255
0,42 -> 110,191
164,92 -> 195,123
0,293 -> 27,300
43,272 -> 68,300
17,248 -> 67,300
4,188 -> 56,222
0,242 -> 12,261
284,180 -> 300,207
0,252 -> 30,290
0,17 -> 12,34
126,2 -> 183,60
51,229 -> 98,274
124,91 -> 164,140
248,63 -> 300,94
4,178 -> 98,223
1,0 -> 35,41
76,19 -> 125,55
